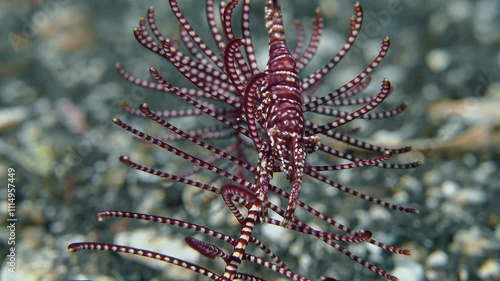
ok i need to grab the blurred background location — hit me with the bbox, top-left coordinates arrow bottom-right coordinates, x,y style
0,0 -> 498,280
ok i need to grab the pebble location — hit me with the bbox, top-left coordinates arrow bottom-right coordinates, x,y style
0,123 -> 55,176
473,161 -> 496,184
428,11 -> 449,35
55,98 -> 89,134
0,228 -> 60,281
425,269 -> 439,280
0,106 -> 28,131
454,188 -> 487,205
134,189 -> 166,216
34,8 -> 95,53
450,226 -> 491,257
368,205 -> 392,222
103,167 -> 127,189
261,220 -> 291,247
478,259 -> 500,280
426,250 -> 448,267
391,260 -> 424,281
114,228 -> 201,278
1,1 -> 498,281
446,1 -> 472,22
423,170 -> 441,186
0,80 -> 38,104
426,49 -> 451,72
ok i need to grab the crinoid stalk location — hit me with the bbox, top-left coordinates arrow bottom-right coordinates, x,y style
69,1 -> 419,280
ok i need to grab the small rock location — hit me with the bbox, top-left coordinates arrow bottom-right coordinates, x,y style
56,98 -> 89,134
450,226 -> 491,257
426,49 -> 451,72
115,227 -> 201,279
391,260 -> 424,281
478,259 -> 500,280
454,188 -> 487,205
441,180 -> 459,199
446,1 -> 473,22
426,250 -> 448,267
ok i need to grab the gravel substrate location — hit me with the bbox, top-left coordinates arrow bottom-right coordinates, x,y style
0,0 -> 498,281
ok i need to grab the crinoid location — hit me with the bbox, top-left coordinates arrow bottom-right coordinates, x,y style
69,1 -> 420,280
